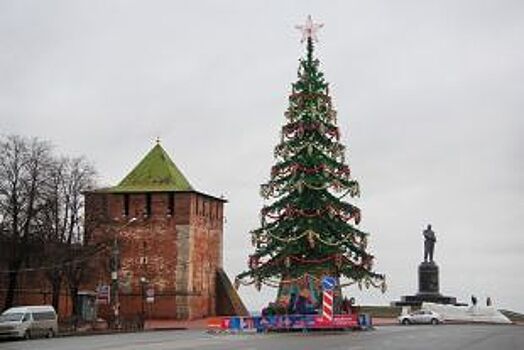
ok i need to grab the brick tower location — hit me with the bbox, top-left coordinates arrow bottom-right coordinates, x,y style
84,142 -> 246,320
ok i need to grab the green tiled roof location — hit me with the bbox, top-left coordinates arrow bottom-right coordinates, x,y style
112,143 -> 193,193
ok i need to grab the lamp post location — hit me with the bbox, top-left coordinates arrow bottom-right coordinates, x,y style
139,276 -> 148,325
111,217 -> 137,329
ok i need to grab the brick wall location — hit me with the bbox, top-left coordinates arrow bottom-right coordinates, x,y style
1,190 -> 225,320
84,190 -> 224,320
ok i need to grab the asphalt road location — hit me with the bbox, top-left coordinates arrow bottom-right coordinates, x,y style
0,325 -> 522,350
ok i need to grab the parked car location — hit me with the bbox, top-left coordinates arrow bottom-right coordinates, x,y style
0,305 -> 58,339
398,309 -> 443,325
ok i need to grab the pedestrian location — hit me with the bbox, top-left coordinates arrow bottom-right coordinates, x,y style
471,295 -> 477,306
287,293 -> 297,314
349,297 -> 359,314
296,294 -> 307,314
341,297 -> 350,314
486,296 -> 492,307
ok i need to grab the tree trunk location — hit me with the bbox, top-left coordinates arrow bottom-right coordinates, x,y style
4,261 -> 21,310
69,285 -> 79,318
51,274 -> 62,313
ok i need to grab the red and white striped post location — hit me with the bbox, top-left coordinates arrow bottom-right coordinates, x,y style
321,276 -> 336,322
322,289 -> 334,322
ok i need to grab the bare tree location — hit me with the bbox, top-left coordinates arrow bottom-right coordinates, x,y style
64,240 -> 107,320
0,135 -> 53,310
38,158 -> 68,312
0,134 -> 102,317
38,156 -> 98,314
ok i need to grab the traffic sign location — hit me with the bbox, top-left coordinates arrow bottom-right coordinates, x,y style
146,287 -> 155,303
96,285 -> 110,305
322,276 -> 336,291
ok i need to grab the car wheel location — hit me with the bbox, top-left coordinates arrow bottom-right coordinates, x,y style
46,329 -> 54,338
23,330 -> 31,340
431,318 -> 439,325
402,319 -> 410,325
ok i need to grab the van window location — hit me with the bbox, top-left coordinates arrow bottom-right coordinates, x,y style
0,313 -> 24,322
32,311 -> 55,321
22,313 -> 30,322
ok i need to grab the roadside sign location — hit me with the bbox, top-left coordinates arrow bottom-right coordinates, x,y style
322,276 -> 336,291
96,285 -> 110,305
322,289 -> 334,321
146,287 -> 154,303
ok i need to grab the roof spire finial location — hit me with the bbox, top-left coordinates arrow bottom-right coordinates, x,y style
295,15 -> 324,43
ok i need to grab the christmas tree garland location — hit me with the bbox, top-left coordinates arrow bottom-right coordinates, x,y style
236,19 -> 386,298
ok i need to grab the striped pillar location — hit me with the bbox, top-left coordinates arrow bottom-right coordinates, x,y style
322,289 -> 334,322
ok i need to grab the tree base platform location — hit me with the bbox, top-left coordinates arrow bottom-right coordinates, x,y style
207,314 -> 372,332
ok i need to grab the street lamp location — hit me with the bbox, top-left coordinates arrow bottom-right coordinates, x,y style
111,217 -> 137,329
139,276 -> 148,325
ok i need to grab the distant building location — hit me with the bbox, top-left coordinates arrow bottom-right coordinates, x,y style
84,142 -> 246,320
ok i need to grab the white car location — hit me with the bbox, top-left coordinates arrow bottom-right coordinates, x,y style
0,305 -> 58,339
398,309 -> 443,325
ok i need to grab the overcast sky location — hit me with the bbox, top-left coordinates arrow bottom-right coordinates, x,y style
1,1 -> 523,313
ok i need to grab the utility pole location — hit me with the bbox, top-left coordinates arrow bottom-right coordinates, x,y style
111,235 -> 120,328
110,217 -> 137,329
140,277 -> 147,321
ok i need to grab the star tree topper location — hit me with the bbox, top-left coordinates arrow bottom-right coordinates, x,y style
295,15 -> 324,43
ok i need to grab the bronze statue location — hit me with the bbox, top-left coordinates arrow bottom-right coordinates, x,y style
423,224 -> 436,262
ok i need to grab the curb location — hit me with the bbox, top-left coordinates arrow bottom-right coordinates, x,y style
57,327 -> 189,338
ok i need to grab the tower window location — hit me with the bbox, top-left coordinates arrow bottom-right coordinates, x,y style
145,193 -> 152,217
123,194 -> 130,217
168,192 -> 174,216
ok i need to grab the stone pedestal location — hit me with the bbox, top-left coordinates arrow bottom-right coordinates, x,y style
393,261 -> 458,307
418,262 -> 439,295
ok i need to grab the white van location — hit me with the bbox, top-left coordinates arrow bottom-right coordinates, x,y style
0,305 -> 58,339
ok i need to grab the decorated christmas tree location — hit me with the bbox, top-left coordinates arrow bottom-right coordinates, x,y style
236,16 -> 386,313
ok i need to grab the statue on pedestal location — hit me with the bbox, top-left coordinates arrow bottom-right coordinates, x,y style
423,224 -> 436,263
393,223 -> 459,306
